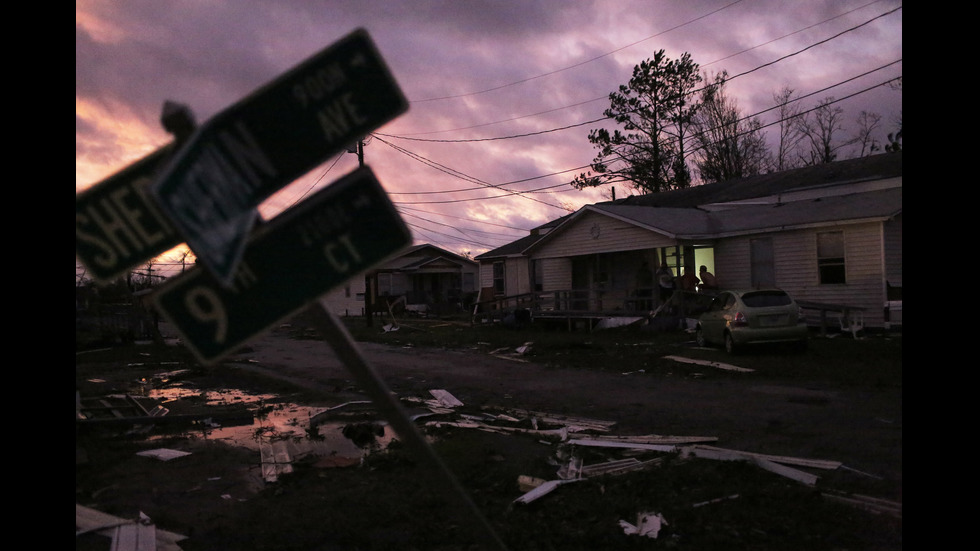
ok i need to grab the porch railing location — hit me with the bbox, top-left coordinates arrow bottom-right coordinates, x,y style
470,288 -> 662,324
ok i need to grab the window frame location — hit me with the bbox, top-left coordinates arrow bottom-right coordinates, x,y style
817,231 -> 846,284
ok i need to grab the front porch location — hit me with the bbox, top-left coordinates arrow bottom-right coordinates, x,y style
470,288 -> 693,331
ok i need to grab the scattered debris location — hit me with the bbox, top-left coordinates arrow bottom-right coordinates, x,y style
619,511 -> 668,538
581,457 -> 664,477
688,444 -> 842,470
692,494 -> 740,508
259,440 -> 294,482
594,316 -> 645,330
517,475 -> 548,492
76,504 -> 187,551
136,448 -> 191,461
428,389 -> 464,408
501,409 -> 616,433
568,438 -> 677,453
663,355 -> 754,372
682,446 -> 820,485
513,478 -> 582,505
556,456 -> 583,480
821,491 -> 902,519
588,433 -> 718,445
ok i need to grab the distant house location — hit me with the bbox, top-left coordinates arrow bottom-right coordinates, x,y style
320,243 -> 479,317
474,152 -> 902,329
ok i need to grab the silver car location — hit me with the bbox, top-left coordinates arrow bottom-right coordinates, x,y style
695,289 -> 808,353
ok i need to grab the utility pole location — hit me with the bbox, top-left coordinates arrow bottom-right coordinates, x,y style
354,139 -> 375,328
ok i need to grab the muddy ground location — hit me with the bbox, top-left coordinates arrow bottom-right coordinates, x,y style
76,319 -> 902,550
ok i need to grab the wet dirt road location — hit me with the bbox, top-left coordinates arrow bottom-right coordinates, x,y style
224,324 -> 903,492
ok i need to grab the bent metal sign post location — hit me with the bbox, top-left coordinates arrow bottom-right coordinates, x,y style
113,29 -> 506,548
151,167 -> 408,364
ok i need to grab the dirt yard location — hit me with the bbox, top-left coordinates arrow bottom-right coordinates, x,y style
76,318 -> 902,550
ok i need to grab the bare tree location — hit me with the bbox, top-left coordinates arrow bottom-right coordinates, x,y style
771,86 -> 805,171
853,111 -> 882,157
795,97 -> 854,165
690,72 -> 771,183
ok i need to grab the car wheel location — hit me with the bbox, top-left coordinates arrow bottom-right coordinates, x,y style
724,332 -> 737,354
696,326 -> 707,347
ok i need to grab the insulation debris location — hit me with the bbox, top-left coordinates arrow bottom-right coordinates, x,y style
136,448 -> 191,461
428,389 -> 464,408
619,511 -> 668,538
663,355 -> 754,372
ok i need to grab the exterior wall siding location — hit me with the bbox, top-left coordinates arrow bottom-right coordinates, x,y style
883,213 -> 902,288
320,278 -> 366,317
542,257 -> 572,291
532,211 -> 676,258
714,222 -> 888,327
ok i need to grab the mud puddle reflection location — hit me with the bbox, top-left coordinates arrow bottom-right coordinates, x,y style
147,386 -> 396,479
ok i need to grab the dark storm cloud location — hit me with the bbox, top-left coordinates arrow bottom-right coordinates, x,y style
77,0 -> 901,267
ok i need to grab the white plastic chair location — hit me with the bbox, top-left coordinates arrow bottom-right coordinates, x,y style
838,312 -> 865,339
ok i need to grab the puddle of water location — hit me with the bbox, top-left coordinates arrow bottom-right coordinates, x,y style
146,386 -> 397,469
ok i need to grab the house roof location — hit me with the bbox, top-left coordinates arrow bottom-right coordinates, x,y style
588,187 -> 902,240
376,243 -> 477,271
480,153 -> 902,258
609,151 -> 902,208
474,214 -> 572,260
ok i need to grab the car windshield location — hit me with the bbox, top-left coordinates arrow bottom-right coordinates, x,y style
741,290 -> 792,307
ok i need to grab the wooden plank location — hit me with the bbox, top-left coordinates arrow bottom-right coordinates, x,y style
568,438 -> 677,453
692,445 -> 842,470
110,521 -> 156,551
513,479 -> 581,504
591,434 -> 718,445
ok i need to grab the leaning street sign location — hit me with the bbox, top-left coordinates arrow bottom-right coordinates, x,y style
152,167 -> 411,365
76,144 -> 181,283
150,28 -> 408,285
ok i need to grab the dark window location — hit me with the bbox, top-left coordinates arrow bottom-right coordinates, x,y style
492,262 -> 505,295
750,237 -> 775,288
817,231 -> 846,284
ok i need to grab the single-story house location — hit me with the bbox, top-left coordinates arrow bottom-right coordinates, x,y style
475,152 -> 902,329
320,243 -> 479,318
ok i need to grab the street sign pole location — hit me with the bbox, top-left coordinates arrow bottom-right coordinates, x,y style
153,166 -> 509,549
140,27 -> 508,549
307,305 -> 510,551
152,167 -> 410,364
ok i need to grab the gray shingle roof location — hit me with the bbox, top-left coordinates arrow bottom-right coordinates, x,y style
477,152 -> 902,258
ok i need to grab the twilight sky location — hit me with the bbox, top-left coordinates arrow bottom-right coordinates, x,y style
76,0 -> 902,280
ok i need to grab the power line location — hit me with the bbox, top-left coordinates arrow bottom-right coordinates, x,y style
410,0 -> 747,102
381,5 -> 901,146
390,1 -> 898,138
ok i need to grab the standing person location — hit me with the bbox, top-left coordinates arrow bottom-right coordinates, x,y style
699,265 -> 718,291
656,263 -> 675,303
679,267 -> 700,291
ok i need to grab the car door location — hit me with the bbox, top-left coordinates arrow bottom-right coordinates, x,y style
700,292 -> 733,343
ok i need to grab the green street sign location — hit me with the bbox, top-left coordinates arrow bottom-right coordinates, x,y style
75,144 -> 182,283
150,28 -> 408,285
151,167 -> 411,365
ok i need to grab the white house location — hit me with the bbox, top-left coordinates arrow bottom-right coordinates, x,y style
321,243 -> 479,318
475,152 -> 902,329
